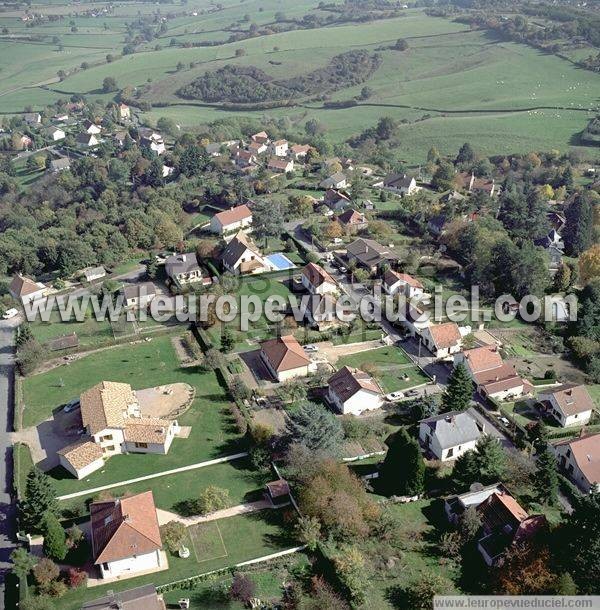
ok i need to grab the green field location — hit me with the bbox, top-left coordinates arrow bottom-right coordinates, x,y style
337,345 -> 411,368
0,3 -> 597,162
22,335 -> 245,495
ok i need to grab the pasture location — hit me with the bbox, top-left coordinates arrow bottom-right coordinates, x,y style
0,2 -> 597,162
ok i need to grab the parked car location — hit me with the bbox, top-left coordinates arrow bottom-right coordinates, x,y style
405,389 -> 419,397
385,391 -> 404,402
63,399 -> 80,413
2,308 -> 18,320
499,416 -> 510,427
303,344 -> 319,353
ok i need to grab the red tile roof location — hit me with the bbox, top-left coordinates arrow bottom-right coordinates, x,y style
556,433 -> 600,486
427,322 -> 461,349
213,204 -> 252,227
302,262 -> 336,289
463,346 -> 504,374
541,384 -> 595,416
260,335 -> 310,372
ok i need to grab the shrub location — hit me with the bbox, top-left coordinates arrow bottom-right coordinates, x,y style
230,572 -> 256,604
66,568 -> 87,589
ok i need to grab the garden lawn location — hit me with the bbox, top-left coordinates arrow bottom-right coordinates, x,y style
337,346 -> 411,368
22,335 -> 244,495
378,366 -> 431,394
14,443 -> 33,501
59,457 -> 269,515
49,509 -> 297,610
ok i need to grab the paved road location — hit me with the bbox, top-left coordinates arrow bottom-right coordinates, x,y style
0,319 -> 18,609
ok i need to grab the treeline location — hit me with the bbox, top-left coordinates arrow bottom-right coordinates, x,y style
581,115 -> 600,145
177,51 -> 382,105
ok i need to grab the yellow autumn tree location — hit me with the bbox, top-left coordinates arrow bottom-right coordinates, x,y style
579,244 -> 600,283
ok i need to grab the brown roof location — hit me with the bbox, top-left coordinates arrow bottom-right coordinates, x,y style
328,366 -> 382,403
47,332 -> 79,351
463,346 -> 504,374
80,381 -> 137,435
123,418 -> 172,444
338,209 -> 366,226
291,144 -> 311,155
383,269 -> 423,289
9,274 -> 45,297
272,139 -> 287,146
82,584 -> 165,610
266,479 -> 290,498
267,157 -> 291,171
260,335 -> 310,373
90,491 -> 162,565
221,231 -> 263,270
427,322 -> 461,349
251,131 -> 269,142
541,384 -> 595,416
302,262 -> 336,289
58,439 -> 103,471
477,491 -> 529,531
556,433 -> 600,486
213,204 -> 252,227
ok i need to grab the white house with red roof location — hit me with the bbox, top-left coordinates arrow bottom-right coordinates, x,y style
267,157 -> 294,173
327,366 -> 383,415
9,274 -> 47,305
538,384 -> 595,427
301,262 -> 339,295
553,432 -> 600,493
269,139 -> 288,157
455,346 -> 526,400
90,491 -> 164,580
421,322 -> 463,359
210,204 -> 252,235
382,270 -> 424,298
259,335 -> 317,382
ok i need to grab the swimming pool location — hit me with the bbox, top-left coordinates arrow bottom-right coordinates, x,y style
266,253 -> 297,271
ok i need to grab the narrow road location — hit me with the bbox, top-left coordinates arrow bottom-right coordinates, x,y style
0,319 -> 18,609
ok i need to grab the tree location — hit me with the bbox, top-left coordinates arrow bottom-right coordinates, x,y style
579,244 -> 600,283
299,576 -> 350,610
20,597 -> 56,610
379,428 -> 425,496
20,468 -> 59,534
295,515 -> 322,550
564,193 -> 594,256
220,328 -> 234,353
394,38 -> 408,51
553,262 -> 572,292
456,142 -> 475,166
179,144 -> 209,177
576,278 -> 600,341
198,485 -> 230,514
375,116 -> 398,140
160,521 -> 186,553
10,547 -> 37,580
287,401 -> 343,455
561,490 -> 600,593
33,558 -> 59,593
66,568 -> 87,589
452,436 -> 506,489
442,363 -> 473,412
42,512 -> 67,561
230,573 -> 255,605
330,544 -> 368,605
431,161 -> 455,191
495,538 -> 555,595
452,450 -> 480,490
252,199 -> 284,247
403,571 -> 455,609
554,572 -> 577,595
65,524 -> 84,549
533,447 -> 559,506
457,506 -> 482,544
102,76 -> 118,93
325,221 -> 343,240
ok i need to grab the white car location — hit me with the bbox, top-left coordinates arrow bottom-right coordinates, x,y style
63,399 -> 80,413
2,308 -> 18,320
303,344 -> 319,353
386,391 -> 404,402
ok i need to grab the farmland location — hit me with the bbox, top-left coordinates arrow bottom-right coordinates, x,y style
0,1 -> 597,163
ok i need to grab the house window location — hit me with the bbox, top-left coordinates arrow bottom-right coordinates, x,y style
447,447 -> 454,458
102,563 -> 109,571
103,445 -> 115,453
134,442 -> 148,449
100,434 -> 113,442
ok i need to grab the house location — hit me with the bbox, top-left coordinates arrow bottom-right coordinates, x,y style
165,253 -> 202,288
221,231 -> 269,275
428,214 -> 448,236
327,366 -> 384,415
259,335 -> 317,382
83,119 -> 102,135
58,381 -> 182,478
251,130 -> 270,144
476,491 -> 546,566
346,238 -> 398,274
456,172 -> 497,197
383,270 -> 424,298
9,274 -> 47,306
49,157 -> 70,173
305,293 -> 341,329
553,433 -> 600,493
337,209 -> 368,233
82,584 -> 166,610
290,144 -> 311,160
248,140 -> 268,155
90,491 -> 164,580
398,301 -> 432,337
24,112 -> 41,126
236,150 -> 257,168
118,103 -> 131,121
210,204 -> 252,235
421,322 -> 462,359
265,480 -> 290,507
419,410 -> 486,461
80,266 -> 106,283
301,262 -> 338,295
19,134 -> 33,149
122,282 -> 157,309
47,332 -> 79,352
455,346 -> 526,401
441,190 -> 467,205
444,483 -> 509,525
320,172 -> 347,190
535,229 -> 565,251
269,139 -> 288,157
323,189 -> 352,211
373,173 -> 418,196
538,384 -> 595,427
76,132 -> 99,148
140,129 -> 165,155
44,126 -> 65,141
267,157 -> 294,173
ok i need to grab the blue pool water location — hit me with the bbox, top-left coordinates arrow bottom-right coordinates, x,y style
266,253 -> 296,270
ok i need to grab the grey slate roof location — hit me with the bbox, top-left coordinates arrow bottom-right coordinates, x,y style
165,253 -> 199,277
420,410 -> 484,449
